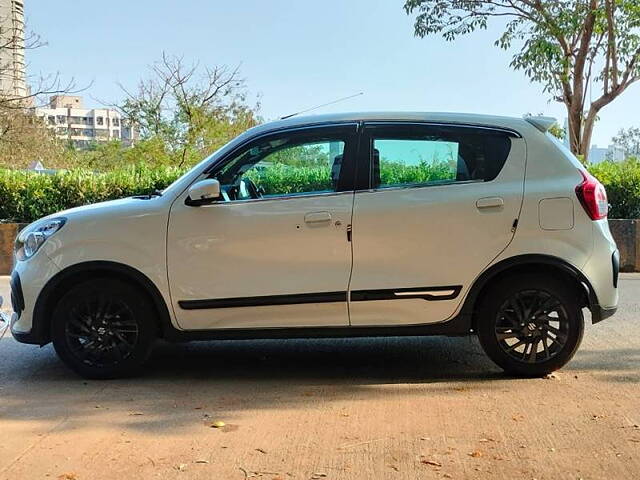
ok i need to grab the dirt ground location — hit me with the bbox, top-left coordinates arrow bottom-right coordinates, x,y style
0,275 -> 639,480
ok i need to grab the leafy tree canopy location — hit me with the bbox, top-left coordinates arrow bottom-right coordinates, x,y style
612,126 -> 640,157
118,52 -> 261,168
405,1 -> 640,161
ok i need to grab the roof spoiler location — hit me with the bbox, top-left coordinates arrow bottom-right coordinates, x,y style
524,115 -> 558,133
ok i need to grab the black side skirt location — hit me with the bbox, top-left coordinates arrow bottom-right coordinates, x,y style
163,314 -> 473,342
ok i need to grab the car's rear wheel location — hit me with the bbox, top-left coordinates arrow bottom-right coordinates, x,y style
51,278 -> 157,379
477,273 -> 584,377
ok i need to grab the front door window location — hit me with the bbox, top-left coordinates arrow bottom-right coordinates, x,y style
213,136 -> 347,201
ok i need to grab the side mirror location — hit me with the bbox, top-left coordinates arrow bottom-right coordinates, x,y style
185,179 -> 221,206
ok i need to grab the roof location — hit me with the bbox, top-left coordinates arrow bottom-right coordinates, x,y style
247,111 -> 539,138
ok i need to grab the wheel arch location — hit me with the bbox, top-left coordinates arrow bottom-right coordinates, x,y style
461,254 -> 599,330
32,261 -> 173,345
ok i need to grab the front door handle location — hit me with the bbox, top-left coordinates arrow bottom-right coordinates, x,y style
476,197 -> 504,209
304,211 -> 332,224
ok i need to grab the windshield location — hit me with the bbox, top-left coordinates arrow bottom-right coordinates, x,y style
159,131 -> 252,198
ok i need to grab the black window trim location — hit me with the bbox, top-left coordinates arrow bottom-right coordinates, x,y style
362,121 -> 522,138
203,123 -> 358,171
357,121 -> 517,192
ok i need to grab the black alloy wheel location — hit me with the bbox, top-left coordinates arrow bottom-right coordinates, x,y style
494,289 -> 570,364
52,278 -> 156,379
64,295 -> 140,368
477,273 -> 584,377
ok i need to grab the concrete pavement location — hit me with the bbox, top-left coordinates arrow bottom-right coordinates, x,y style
0,275 -> 639,479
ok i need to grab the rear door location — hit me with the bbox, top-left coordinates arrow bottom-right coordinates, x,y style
348,122 -> 526,326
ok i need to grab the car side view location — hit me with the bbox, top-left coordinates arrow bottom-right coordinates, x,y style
1,112 -> 619,379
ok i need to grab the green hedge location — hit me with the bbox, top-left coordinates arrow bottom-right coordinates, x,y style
1,159 -> 639,224
588,158 -> 640,219
247,164 -> 333,195
246,161 -> 455,196
0,165 -> 185,223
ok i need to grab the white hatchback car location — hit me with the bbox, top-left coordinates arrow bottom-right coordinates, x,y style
3,112 -> 619,378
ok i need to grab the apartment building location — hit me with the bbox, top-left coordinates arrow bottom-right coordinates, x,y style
35,95 -> 137,149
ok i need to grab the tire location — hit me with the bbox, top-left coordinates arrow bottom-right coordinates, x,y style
51,278 -> 157,379
476,273 -> 584,377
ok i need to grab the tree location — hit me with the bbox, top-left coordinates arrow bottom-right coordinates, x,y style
0,108 -> 68,168
549,122 -> 567,141
117,53 -> 261,167
0,13 -> 84,168
404,1 -> 640,162
612,126 -> 640,157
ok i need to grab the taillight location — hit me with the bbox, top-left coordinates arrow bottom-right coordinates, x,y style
575,170 -> 608,220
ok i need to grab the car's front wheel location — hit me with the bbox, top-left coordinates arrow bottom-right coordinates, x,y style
51,278 -> 157,379
477,273 -> 584,377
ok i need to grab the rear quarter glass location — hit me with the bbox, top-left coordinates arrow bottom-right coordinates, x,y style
545,133 -> 584,169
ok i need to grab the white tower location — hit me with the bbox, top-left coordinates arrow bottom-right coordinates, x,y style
0,0 -> 26,98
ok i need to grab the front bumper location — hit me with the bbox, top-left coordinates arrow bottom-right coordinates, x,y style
591,304 -> 618,324
7,252 -> 61,345
0,307 -> 10,335
0,309 -> 35,344
1,289 -> 39,344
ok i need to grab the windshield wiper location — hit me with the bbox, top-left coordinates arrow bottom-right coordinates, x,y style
132,189 -> 163,200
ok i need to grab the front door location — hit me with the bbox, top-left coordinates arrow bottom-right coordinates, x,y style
349,122 -> 526,326
167,124 -> 358,330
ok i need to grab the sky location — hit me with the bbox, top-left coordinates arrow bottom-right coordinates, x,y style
26,0 -> 640,147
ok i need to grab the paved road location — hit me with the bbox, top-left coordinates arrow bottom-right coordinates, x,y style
0,275 -> 639,480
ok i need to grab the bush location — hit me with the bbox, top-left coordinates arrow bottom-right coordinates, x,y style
0,165 -> 185,223
380,160 -> 455,185
588,158 -> 640,219
248,164 -> 333,195
2,158 -> 640,224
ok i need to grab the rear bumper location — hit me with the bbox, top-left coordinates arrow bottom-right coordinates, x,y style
585,250 -> 619,324
581,221 -> 619,323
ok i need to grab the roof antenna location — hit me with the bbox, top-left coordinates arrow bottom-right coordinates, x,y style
280,92 -> 364,120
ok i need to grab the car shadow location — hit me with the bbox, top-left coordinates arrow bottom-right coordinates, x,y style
0,335 -> 517,431
569,347 -> 640,383
146,335 -> 501,383
1,335 -> 636,433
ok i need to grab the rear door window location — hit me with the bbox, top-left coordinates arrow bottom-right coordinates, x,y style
365,124 -> 513,189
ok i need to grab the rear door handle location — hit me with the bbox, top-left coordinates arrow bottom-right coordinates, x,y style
304,211 -> 332,224
476,197 -> 504,209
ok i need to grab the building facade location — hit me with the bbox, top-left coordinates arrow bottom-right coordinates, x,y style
588,144 -> 627,165
0,0 -> 27,98
563,118 -> 627,164
35,95 -> 137,149
0,1 -> 138,151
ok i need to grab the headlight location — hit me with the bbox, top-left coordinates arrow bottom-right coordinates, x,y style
15,217 -> 66,261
